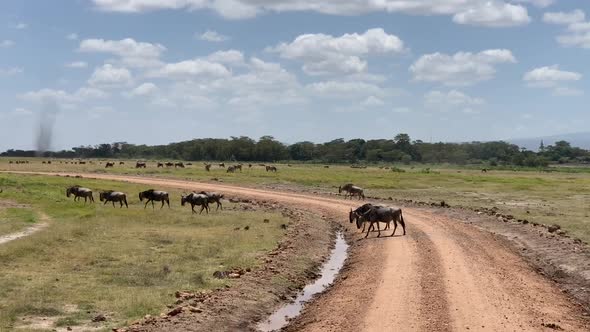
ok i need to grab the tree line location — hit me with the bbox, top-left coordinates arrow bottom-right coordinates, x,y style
2,134 -> 590,167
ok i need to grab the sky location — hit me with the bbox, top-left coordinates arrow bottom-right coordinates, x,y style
0,0 -> 589,151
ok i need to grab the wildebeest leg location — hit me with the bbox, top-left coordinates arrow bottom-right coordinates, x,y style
166,199 -> 170,208
151,200 -> 155,209
112,201 -> 116,207
391,220 -> 398,237
124,198 -> 128,208
84,196 -> 87,204
376,221 -> 381,237
90,195 -> 94,203
191,203 -> 196,214
399,213 -> 406,235
103,200 -> 108,205
199,204 -> 205,214
144,200 -> 150,209
160,200 -> 165,209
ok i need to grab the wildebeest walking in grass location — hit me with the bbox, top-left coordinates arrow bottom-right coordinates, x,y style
139,189 -> 170,209
181,193 -> 209,214
157,162 -> 164,168
105,162 -> 114,168
339,183 -> 365,200
227,166 -> 236,173
358,206 -> 406,238
136,161 -> 147,168
175,162 -> 185,168
219,163 -> 225,168
266,165 -> 277,172
100,191 -> 128,208
66,185 -> 94,203
205,164 -> 212,171
199,191 -> 224,211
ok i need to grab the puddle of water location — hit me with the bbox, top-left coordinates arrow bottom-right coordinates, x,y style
257,231 -> 348,332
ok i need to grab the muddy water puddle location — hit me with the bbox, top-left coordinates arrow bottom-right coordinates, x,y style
258,232 -> 348,332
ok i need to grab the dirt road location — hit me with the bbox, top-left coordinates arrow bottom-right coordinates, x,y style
5,172 -> 589,331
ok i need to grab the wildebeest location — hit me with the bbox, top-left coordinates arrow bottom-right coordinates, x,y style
199,191 -> 224,210
119,161 -> 125,165
138,189 -> 170,209
339,183 -> 365,200
234,164 -> 242,172
205,164 -> 212,172
165,162 -> 174,167
357,206 -> 406,238
482,168 -> 488,173
66,185 -> 94,203
105,162 -> 115,168
157,162 -> 164,168
227,166 -> 236,173
175,162 -> 185,168
266,165 -> 277,172
99,191 -> 128,208
136,161 -> 147,168
219,163 -> 225,168
181,193 -> 209,214
248,164 -> 252,168
349,203 -> 388,233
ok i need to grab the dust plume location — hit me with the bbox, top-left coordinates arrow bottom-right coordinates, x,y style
35,98 -> 59,155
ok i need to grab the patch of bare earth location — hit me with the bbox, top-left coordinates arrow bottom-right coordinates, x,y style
0,200 -> 50,245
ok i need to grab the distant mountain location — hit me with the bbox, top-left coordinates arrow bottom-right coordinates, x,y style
508,132 -> 590,151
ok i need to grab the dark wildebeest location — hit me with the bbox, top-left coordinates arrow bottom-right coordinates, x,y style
105,162 -> 115,168
181,193 -> 209,214
339,184 -> 365,200
482,168 -> 488,173
136,161 -> 147,168
234,164 -> 242,172
227,166 -> 236,173
266,165 -> 277,172
248,164 -> 252,168
165,162 -> 174,167
175,162 -> 185,168
99,191 -> 128,208
358,206 -> 406,238
139,189 -> 170,209
349,203 -> 388,233
119,161 -> 125,165
205,164 -> 212,172
219,163 -> 225,168
66,185 -> 94,203
157,162 -> 164,168
199,191 -> 224,211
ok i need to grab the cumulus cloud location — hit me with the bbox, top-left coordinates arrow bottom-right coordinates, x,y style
91,0 -> 532,27
129,82 -> 159,97
1,40 -> 15,48
523,65 -> 582,95
543,10 -> 585,25
270,28 -> 404,75
147,59 -> 231,79
65,61 -> 88,68
19,87 -> 108,105
198,30 -> 229,42
543,9 -> 590,48
453,2 -> 531,27
79,38 -> 166,67
425,90 -> 485,113
410,49 -> 516,86
88,64 -> 134,87
206,49 -> 245,66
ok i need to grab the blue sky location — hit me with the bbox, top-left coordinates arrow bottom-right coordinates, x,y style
0,0 -> 589,151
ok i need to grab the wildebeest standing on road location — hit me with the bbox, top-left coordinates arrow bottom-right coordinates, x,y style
66,185 -> 94,203
358,206 -> 406,238
100,191 -> 128,208
181,193 -> 210,214
139,189 -> 170,209
349,203 -> 388,233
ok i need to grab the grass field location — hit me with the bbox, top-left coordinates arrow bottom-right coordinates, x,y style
0,205 -> 37,237
0,173 -> 289,331
1,158 -> 588,244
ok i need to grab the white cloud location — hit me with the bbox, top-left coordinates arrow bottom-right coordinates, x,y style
198,30 -> 229,42
306,81 -> 385,98
65,61 -> 88,68
91,0 -> 532,27
19,87 -> 108,104
410,49 -> 516,86
147,59 -> 231,79
425,90 -> 485,112
523,65 -> 582,96
129,82 -> 159,97
88,64 -> 133,87
513,0 -> 554,8
361,96 -> 385,107
523,65 -> 581,87
453,2 -> 531,27
543,10 -> 585,25
0,67 -> 23,76
270,28 -> 404,75
14,23 -> 28,29
1,40 -> 15,48
206,49 -> 245,66
12,108 -> 33,115
557,32 -> 590,48
79,38 -> 166,67
67,33 -> 79,40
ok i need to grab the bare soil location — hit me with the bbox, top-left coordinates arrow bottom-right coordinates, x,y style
5,171 -> 590,332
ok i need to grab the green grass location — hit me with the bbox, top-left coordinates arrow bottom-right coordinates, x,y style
0,173 -> 288,331
0,206 -> 37,236
3,158 -> 588,243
